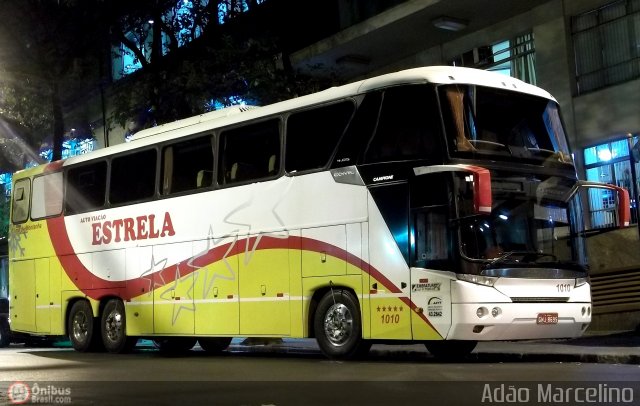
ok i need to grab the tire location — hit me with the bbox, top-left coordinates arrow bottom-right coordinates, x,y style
424,340 -> 477,361
198,337 -> 232,354
154,337 -> 197,353
101,299 -> 137,354
314,289 -> 366,360
68,300 -> 99,352
0,318 -> 10,348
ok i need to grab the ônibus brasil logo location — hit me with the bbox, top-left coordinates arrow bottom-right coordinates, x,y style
7,381 -> 31,404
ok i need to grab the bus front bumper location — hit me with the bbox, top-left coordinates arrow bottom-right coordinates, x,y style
447,302 -> 591,341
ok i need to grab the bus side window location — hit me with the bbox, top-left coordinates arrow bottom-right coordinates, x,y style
31,172 -> 63,220
161,135 -> 214,195
286,101 -> 354,173
218,119 -> 281,185
364,85 -> 442,164
65,161 -> 107,215
332,92 -> 382,167
11,179 -> 31,224
110,149 -> 156,205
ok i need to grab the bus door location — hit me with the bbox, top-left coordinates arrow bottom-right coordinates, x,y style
367,184 -> 412,340
410,165 -> 493,340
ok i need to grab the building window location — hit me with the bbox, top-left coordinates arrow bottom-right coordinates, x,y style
39,136 -> 96,163
571,0 -> 640,95
450,33 -> 536,85
583,136 -> 639,227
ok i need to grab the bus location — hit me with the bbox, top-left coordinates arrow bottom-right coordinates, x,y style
7,66 -> 630,359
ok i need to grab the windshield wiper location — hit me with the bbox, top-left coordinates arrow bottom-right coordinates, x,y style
486,251 -> 558,268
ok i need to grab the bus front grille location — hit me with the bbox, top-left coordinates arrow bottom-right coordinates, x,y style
510,297 -> 570,303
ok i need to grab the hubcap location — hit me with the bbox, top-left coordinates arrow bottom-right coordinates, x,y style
72,311 -> 89,344
104,308 -> 123,343
323,303 -> 353,346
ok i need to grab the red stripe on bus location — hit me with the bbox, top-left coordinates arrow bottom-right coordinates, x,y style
45,217 -> 438,333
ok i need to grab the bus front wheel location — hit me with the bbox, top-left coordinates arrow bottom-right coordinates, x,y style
101,299 -> 137,353
314,289 -> 366,360
68,300 -> 98,352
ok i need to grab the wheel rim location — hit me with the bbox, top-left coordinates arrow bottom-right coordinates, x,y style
323,303 -> 353,346
104,307 -> 124,343
72,311 -> 89,344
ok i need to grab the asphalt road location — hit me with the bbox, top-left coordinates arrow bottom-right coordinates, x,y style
1,342 -> 639,406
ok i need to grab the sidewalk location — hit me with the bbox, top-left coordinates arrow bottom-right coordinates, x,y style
227,331 -> 640,364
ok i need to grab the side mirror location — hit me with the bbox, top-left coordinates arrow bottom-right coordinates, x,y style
414,164 -> 492,215
575,181 -> 630,229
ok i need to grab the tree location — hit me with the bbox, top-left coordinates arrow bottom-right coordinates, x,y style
106,0 -> 332,131
0,0 -> 104,166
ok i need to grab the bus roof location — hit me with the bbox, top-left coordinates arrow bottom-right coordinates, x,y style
52,66 -> 556,168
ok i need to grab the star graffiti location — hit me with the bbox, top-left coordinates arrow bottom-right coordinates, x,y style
222,178 -> 292,266
139,253 -> 169,297
158,262 -> 198,326
190,225 -> 238,300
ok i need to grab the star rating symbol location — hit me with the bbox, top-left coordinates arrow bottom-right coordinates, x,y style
376,305 -> 404,313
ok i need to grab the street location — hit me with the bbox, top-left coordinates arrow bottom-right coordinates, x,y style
1,340 -> 639,405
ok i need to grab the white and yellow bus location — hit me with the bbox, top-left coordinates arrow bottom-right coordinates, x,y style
8,66 -> 629,359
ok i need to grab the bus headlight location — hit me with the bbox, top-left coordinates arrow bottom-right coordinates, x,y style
457,274 -> 498,287
575,277 -> 589,288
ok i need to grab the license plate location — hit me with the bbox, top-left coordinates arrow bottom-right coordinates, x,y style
536,312 -> 558,325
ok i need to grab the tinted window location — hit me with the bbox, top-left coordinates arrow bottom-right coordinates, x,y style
66,161 -> 107,214
162,135 -> 214,195
333,92 -> 382,166
369,183 -> 410,264
364,85 -> 442,163
32,172 -> 63,219
218,120 -> 281,185
286,101 -> 354,172
11,178 -> 31,224
110,149 -> 157,204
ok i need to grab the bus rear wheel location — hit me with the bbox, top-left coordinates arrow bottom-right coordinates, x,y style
68,300 -> 100,352
198,337 -> 232,354
424,340 -> 477,361
314,289 -> 366,360
101,299 -> 137,354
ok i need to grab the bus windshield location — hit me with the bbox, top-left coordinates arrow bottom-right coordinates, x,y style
439,84 -> 573,164
457,180 -> 588,273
